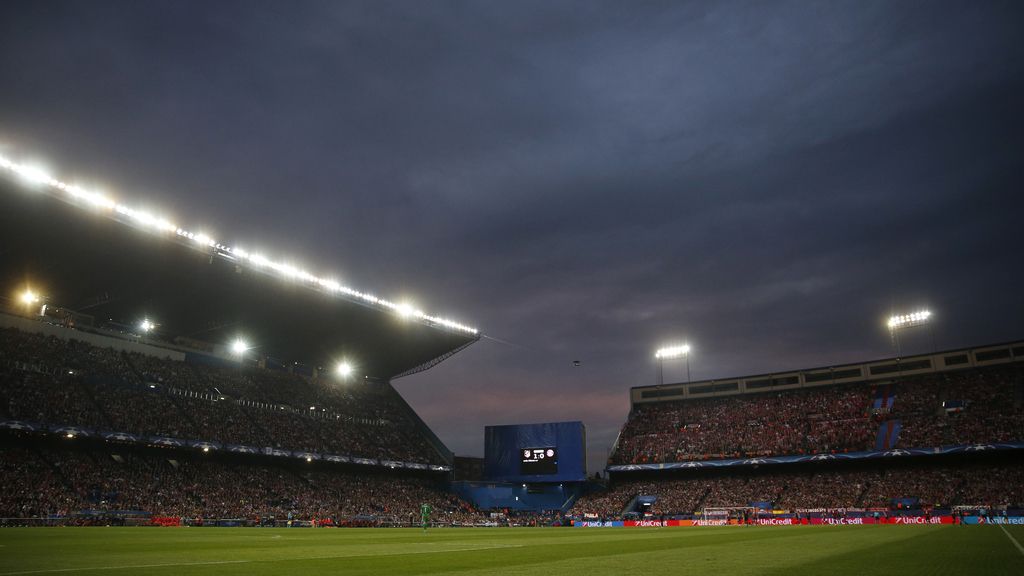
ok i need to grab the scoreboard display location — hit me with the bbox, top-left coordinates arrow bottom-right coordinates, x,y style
484,422 -> 585,483
520,447 -> 558,475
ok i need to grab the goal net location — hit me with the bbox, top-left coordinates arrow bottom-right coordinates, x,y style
699,506 -> 756,525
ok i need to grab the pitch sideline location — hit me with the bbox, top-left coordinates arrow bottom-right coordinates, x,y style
998,524 -> 1024,557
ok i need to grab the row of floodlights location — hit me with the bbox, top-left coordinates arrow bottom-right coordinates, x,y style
230,337 -> 353,378
656,309 -> 932,359
887,310 -> 932,330
0,153 -> 477,335
655,344 -> 691,359
17,288 -> 357,379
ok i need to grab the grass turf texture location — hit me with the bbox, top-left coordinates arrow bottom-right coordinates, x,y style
1,525 -> 1023,575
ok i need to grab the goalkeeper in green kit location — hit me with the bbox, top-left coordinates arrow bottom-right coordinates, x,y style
420,503 -> 432,533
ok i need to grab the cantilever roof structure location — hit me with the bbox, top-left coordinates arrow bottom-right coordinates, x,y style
0,154 -> 479,379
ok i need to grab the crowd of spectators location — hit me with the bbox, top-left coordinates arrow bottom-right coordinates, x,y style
0,446 -> 487,524
0,447 -> 75,518
893,371 -> 1023,448
571,481 -> 660,518
774,469 -> 873,511
611,365 -> 1022,465
858,467 -> 961,509
613,386 -> 875,464
0,327 -> 445,464
954,464 -> 1024,508
573,461 -> 1024,519
7,443 -> 1019,524
499,509 -> 567,526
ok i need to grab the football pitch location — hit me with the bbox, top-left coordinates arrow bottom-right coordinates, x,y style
1,525 -> 1023,575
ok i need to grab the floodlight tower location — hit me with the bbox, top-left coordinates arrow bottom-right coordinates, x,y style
655,344 -> 691,386
887,309 -> 934,359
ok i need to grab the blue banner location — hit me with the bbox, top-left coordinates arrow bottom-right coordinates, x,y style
101,431 -> 139,442
0,420 -> 39,431
149,436 -> 184,447
964,516 -> 1024,525
574,521 -> 625,527
607,442 -> 1024,472
55,423 -> 98,436
190,441 -> 222,451
0,419 -> 447,472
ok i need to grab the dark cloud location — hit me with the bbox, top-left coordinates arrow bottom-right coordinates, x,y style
2,0 -> 1022,471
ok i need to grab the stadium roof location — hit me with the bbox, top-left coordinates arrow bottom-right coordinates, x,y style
0,154 -> 479,379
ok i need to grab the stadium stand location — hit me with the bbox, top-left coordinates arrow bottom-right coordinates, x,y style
593,358 -> 1023,523
573,460 -> 1024,520
0,327 -> 445,464
3,324 -> 1023,526
610,365 -> 1023,465
0,443 -> 487,526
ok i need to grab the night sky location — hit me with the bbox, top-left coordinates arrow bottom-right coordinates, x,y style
2,1 -> 1022,472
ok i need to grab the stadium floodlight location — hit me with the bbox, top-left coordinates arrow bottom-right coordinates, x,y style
655,344 -> 691,359
655,343 -> 692,385
395,302 -> 420,319
15,162 -> 55,187
20,289 -> 39,305
887,309 -> 936,358
336,361 -> 354,379
887,310 -> 932,330
0,150 -> 480,336
231,338 -> 249,356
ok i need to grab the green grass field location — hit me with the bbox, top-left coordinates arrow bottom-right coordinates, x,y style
1,525 -> 1023,575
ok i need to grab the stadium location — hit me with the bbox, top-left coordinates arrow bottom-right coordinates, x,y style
1,150 -> 1023,572
3,2 -> 1024,575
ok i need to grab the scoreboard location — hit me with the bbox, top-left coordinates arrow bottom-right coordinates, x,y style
484,422 -> 585,483
520,447 -> 558,475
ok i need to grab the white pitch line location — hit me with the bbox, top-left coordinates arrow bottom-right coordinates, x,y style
0,543 -> 524,575
999,524 -> 1024,557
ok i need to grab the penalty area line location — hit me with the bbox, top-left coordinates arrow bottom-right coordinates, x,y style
999,524 -> 1024,557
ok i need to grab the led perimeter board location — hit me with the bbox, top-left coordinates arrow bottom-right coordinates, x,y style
484,421 -> 586,483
